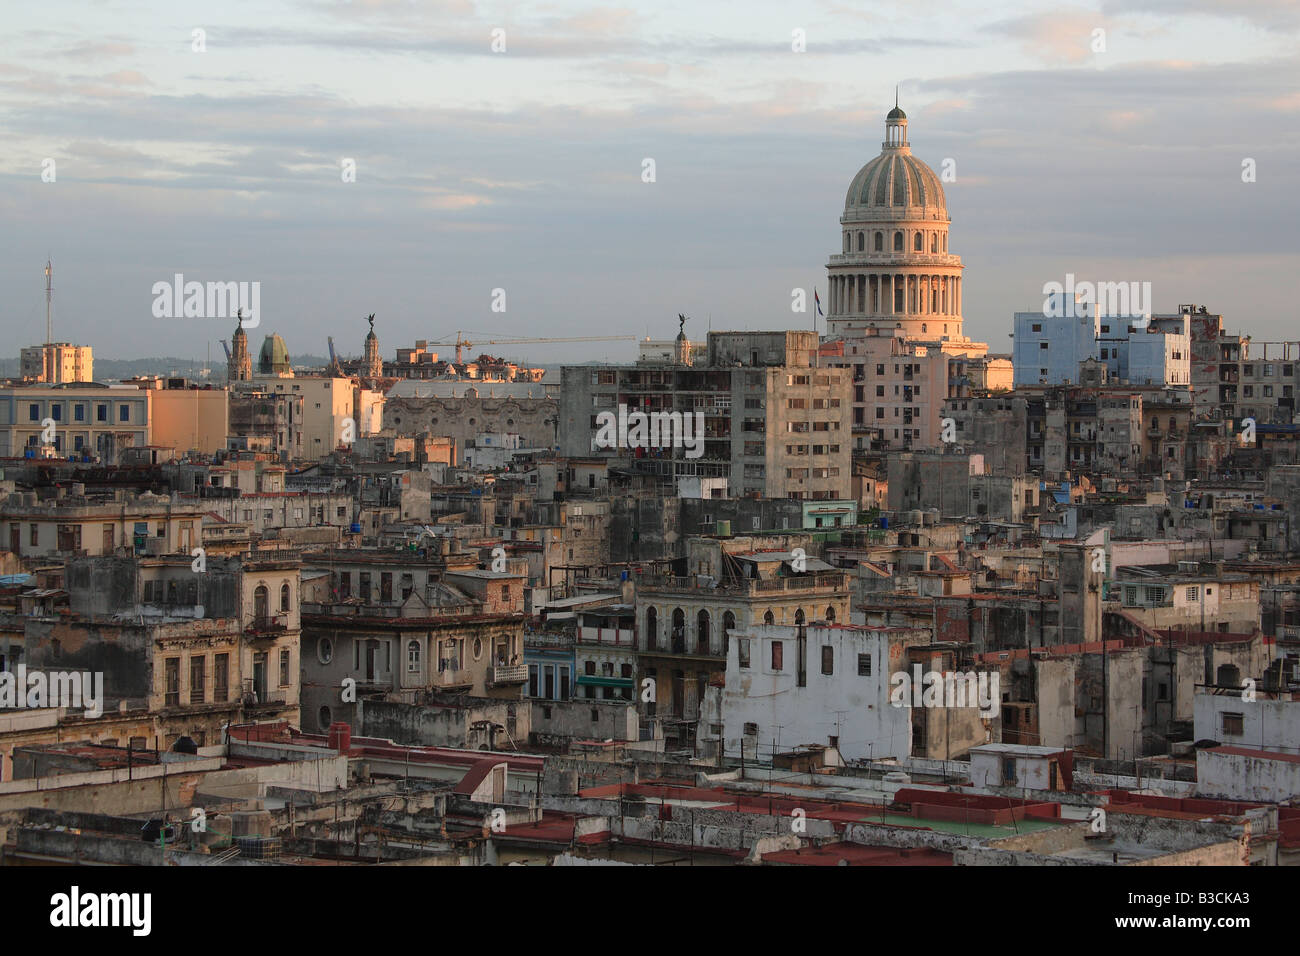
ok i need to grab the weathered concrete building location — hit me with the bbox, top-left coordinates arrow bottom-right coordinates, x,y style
560,330 -> 852,501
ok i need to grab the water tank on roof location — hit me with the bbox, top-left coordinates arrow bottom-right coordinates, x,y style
350,522 -> 362,533
716,520 -> 732,537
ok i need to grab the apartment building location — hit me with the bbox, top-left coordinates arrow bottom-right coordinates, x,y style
632,565 -> 852,750
0,551 -> 304,756
0,383 -> 149,462
228,387 -> 304,457
300,600 -> 527,733
250,376 -> 383,461
1187,305 -> 1300,425
0,491 -> 205,559
19,343 -> 93,384
559,330 -> 852,500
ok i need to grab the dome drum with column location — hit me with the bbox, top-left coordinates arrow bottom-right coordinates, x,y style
826,106 -> 964,341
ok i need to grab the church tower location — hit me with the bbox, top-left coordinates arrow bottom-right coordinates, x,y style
363,314 -> 382,381
228,316 -> 251,381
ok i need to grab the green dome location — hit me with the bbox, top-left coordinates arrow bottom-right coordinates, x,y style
258,333 -> 292,374
844,151 -> 946,221
887,106 -> 907,120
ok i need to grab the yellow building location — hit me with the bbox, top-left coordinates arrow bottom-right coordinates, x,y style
20,343 -> 93,384
143,382 -> 230,455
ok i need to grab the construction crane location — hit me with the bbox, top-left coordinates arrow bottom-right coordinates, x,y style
434,332 -> 637,364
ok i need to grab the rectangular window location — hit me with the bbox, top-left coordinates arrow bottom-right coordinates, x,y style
1222,712 -> 1244,735
165,658 -> 180,707
738,639 -> 751,669
280,648 -> 291,686
96,404 -> 108,422
857,654 -> 872,676
74,404 -> 85,422
770,640 -> 784,671
821,646 -> 834,675
28,403 -> 40,422
214,654 -> 229,702
190,656 -> 205,704
119,404 -> 131,423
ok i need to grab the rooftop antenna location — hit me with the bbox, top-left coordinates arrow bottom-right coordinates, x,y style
44,259 -> 53,344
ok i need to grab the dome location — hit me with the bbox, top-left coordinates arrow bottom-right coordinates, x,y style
844,152 -> 945,220
258,333 -> 292,374
843,109 -> 946,221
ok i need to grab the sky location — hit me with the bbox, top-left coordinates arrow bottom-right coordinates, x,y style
2,0 -> 1297,369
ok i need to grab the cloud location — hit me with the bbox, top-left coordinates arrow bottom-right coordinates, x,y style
1104,0 -> 1300,32
985,10 -> 1113,64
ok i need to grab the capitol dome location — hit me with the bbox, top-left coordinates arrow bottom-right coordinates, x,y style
843,105 -> 946,221
844,151 -> 946,220
825,103 -> 965,343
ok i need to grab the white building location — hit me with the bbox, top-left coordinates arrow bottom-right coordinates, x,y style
705,622 -> 929,762
1194,689 -> 1300,756
968,743 -> 1072,791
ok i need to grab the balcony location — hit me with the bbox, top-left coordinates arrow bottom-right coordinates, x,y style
489,663 -> 528,686
244,615 -> 288,639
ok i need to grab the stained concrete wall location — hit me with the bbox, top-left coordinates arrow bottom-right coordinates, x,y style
1035,658 -> 1079,749
361,698 -> 528,751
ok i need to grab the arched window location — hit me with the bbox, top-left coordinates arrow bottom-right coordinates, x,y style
844,233 -> 850,253
407,640 -> 421,673
697,610 -> 711,653
254,585 -> 268,621
914,233 -> 923,252
942,235 -> 947,252
280,582 -> 291,612
722,610 -> 736,654
893,231 -> 903,252
825,606 -> 836,622
795,608 -> 806,626
874,232 -> 883,252
671,608 -> 685,651
645,607 -> 658,650
857,231 -> 865,251
931,234 -> 938,253
922,323 -> 927,334
763,610 -> 775,626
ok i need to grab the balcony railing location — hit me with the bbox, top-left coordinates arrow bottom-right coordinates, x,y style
490,664 -> 528,685
637,571 -> 848,595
